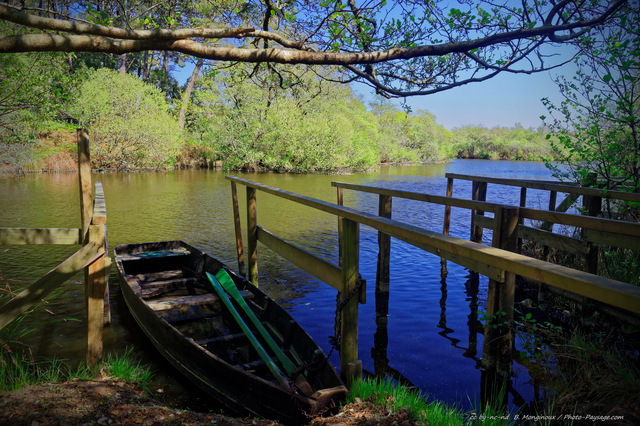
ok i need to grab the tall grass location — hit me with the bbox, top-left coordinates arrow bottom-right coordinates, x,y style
547,328 -> 640,414
1,276 -> 154,393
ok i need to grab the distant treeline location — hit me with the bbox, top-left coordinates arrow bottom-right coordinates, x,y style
1,53 -> 553,173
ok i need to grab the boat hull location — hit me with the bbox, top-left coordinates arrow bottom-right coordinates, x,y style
114,241 -> 346,424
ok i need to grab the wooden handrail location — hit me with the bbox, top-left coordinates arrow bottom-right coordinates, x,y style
257,227 -> 342,290
228,176 -> 640,315
0,227 -> 82,245
0,242 -> 104,330
445,173 -> 640,203
332,181 -> 640,239
92,181 -> 107,225
331,181 -> 502,213
226,175 -> 363,380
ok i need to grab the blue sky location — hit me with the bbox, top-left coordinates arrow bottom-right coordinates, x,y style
398,68 -> 569,130
350,49 -> 579,131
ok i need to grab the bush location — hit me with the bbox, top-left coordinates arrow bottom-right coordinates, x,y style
70,68 -> 183,169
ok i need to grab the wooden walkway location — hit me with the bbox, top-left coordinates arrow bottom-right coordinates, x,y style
228,174 -> 640,382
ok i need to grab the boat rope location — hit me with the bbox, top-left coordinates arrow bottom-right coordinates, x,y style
330,275 -> 365,350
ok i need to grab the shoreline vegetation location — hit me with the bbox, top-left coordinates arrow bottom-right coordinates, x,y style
1,62 -> 555,177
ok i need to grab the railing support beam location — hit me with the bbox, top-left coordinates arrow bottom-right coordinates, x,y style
483,206 -> 519,376
247,187 -> 258,285
340,218 -> 361,385
231,182 -> 245,276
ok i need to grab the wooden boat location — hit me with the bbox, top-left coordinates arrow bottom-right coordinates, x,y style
114,240 -> 346,424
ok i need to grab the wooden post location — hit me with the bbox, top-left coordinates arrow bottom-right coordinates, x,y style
542,191 -> 558,261
340,218 -> 360,384
582,173 -> 601,274
540,191 -> 557,232
482,206 -> 519,376
337,187 -> 344,266
517,187 -> 527,253
86,224 -> 106,368
374,194 -> 391,378
443,177 -> 454,236
247,187 -> 258,285
441,177 -> 454,271
376,194 -> 392,296
470,181 -> 487,242
345,361 -> 363,388
230,182 -> 245,276
77,129 -> 92,241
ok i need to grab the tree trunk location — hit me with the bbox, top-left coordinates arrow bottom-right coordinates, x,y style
118,53 -> 127,73
179,58 -> 204,130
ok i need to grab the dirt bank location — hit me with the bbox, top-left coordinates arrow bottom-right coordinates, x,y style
0,378 -> 414,425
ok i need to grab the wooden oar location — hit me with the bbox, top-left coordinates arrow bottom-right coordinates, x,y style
205,272 -> 291,389
214,268 -> 297,375
214,270 -> 315,396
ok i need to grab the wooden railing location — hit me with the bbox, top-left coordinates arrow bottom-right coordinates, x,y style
228,176 -> 640,382
445,173 -> 640,273
332,179 -> 640,376
0,129 -> 110,367
227,176 -> 364,383
333,180 -> 640,267
445,173 -> 640,203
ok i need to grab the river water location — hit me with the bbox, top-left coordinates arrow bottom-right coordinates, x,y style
0,160 -> 558,412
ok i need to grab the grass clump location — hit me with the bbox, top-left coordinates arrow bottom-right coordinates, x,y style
102,347 -> 154,390
0,345 -> 154,392
346,377 -> 466,425
0,349 -> 93,392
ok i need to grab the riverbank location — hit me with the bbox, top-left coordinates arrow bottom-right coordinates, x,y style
0,378 -> 414,425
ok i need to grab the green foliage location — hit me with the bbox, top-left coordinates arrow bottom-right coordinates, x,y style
542,3 -> 640,205
0,51 -> 81,145
601,247 -> 640,286
187,65 -> 453,172
453,125 -> 552,160
373,103 -> 452,163
191,65 -> 369,171
70,68 -> 183,169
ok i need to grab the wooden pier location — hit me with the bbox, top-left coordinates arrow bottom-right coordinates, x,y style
0,129 -> 110,368
229,175 -> 640,384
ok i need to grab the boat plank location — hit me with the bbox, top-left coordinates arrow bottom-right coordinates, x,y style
197,332 -> 248,346
118,249 -> 190,261
146,290 -> 254,311
135,270 -> 188,282
140,277 -> 197,298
